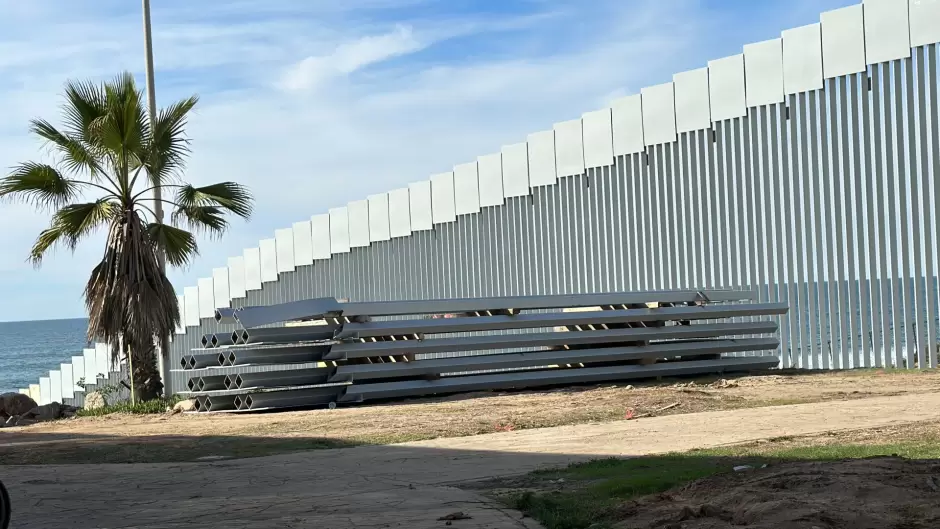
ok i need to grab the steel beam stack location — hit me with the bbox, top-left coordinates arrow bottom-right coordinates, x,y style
176,289 -> 786,412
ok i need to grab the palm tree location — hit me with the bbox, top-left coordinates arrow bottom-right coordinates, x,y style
0,72 -> 252,401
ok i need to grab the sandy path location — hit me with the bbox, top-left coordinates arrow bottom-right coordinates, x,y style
3,392 -> 940,528
6,370 -> 937,451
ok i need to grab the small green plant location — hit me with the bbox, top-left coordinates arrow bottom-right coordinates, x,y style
75,376 -> 115,393
76,395 -> 181,417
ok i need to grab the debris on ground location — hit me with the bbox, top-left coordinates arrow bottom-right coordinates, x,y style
168,399 -> 197,415
617,457 -> 940,529
438,511 -> 472,523
626,402 -> 681,420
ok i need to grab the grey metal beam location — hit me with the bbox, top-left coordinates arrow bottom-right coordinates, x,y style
215,307 -> 238,325
182,353 -> 227,370
236,326 -> 337,346
329,337 -> 780,383
226,345 -> 331,367
325,321 -> 779,360
223,297 -> 343,327
230,290 -> 757,328
186,375 -> 227,392
335,302 -> 788,340
343,289 -> 754,317
180,382 -> 346,399
201,333 -> 236,349
204,395 -> 238,412
227,368 -> 334,390
340,355 -> 780,402
240,387 -> 342,410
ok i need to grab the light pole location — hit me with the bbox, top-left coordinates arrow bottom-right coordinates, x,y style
142,0 -> 170,398
142,0 -> 164,230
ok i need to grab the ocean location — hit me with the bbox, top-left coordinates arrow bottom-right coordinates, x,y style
0,318 -> 90,394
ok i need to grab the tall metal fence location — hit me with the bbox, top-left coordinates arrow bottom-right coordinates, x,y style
17,1 -> 940,404
163,1 -> 940,395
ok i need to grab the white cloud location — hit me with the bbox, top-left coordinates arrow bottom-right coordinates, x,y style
280,25 -> 424,91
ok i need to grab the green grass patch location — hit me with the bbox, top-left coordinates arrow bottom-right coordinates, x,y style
75,396 -> 182,417
497,441 -> 940,529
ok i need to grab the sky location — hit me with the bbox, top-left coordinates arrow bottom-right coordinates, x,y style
0,0 -> 858,322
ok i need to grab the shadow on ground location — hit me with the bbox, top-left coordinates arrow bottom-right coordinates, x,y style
0,429 -> 360,464
1,424 -> 939,529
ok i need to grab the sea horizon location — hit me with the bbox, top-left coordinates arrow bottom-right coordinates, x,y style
0,316 -> 88,325
0,317 -> 91,394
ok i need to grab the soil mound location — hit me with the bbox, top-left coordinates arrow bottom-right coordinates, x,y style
618,457 -> 940,529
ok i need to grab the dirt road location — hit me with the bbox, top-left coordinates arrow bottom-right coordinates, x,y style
3,369 -> 937,465
4,392 -> 940,528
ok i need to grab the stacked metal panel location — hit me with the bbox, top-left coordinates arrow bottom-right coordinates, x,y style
177,289 -> 786,412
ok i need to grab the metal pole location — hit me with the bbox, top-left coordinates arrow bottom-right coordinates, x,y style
142,0 -> 163,228
143,0 -> 172,397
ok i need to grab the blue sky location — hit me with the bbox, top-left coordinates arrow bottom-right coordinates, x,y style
0,0 -> 857,322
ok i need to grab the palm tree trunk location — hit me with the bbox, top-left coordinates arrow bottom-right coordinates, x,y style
130,342 -> 164,401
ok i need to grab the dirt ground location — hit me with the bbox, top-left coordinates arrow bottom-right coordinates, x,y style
6,390 -> 940,528
615,456 -> 940,529
2,369 -> 938,464
478,419 -> 940,529
637,419 -> 940,529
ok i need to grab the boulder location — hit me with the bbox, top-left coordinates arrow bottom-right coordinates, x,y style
14,417 -> 38,427
22,402 -> 62,422
0,392 -> 38,417
173,399 -> 197,413
84,391 -> 107,410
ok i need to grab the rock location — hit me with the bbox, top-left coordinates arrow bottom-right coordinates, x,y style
84,391 -> 107,410
23,402 -> 62,422
172,399 -> 196,413
0,392 -> 38,417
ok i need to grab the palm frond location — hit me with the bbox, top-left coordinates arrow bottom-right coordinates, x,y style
0,163 -> 80,210
89,73 -> 147,174
146,222 -> 199,267
61,79 -> 106,146
170,204 -> 229,238
174,182 -> 253,218
30,119 -> 106,178
28,199 -> 117,265
146,95 -> 198,186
